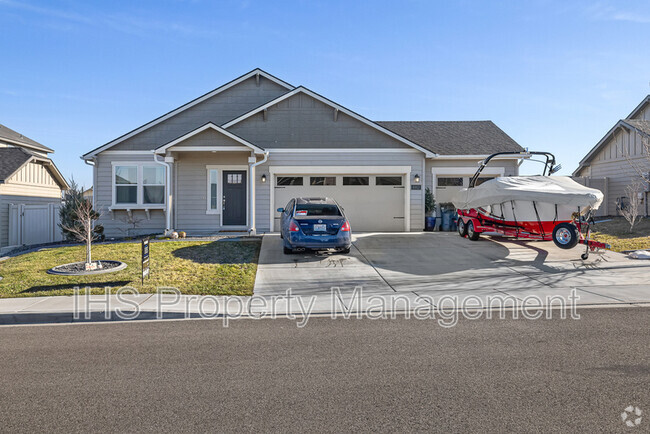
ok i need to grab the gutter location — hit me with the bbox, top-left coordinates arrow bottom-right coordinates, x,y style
248,151 -> 269,235
83,157 -> 97,209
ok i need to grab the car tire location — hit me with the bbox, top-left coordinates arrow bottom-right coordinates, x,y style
283,246 -> 293,254
340,247 -> 351,254
552,222 -> 579,249
280,232 -> 283,239
467,220 -> 480,241
457,218 -> 467,237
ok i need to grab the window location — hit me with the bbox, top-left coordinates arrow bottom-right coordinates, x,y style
437,177 -> 463,187
115,166 -> 137,204
277,176 -> 304,186
143,166 -> 165,204
475,177 -> 494,186
376,176 -> 402,186
342,176 -> 369,186
114,165 -> 165,206
208,169 -> 219,211
284,199 -> 295,215
227,173 -> 243,184
310,176 -> 336,186
294,203 -> 342,216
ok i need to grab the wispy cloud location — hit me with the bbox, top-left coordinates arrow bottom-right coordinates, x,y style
587,2 -> 650,24
0,0 -> 220,38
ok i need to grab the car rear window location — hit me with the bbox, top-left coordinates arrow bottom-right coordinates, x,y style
294,204 -> 342,216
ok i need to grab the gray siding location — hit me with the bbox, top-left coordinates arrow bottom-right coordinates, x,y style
229,93 -> 412,149
0,195 -> 61,248
254,151 -> 425,232
112,76 -> 289,151
172,128 -> 244,148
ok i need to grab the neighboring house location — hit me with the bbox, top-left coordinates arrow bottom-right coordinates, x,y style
82,187 -> 93,201
0,124 -> 69,252
82,69 -> 523,236
573,95 -> 650,216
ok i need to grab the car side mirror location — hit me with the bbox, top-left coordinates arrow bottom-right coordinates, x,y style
277,208 -> 284,213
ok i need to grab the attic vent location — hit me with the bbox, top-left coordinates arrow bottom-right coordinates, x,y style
334,108 -> 339,122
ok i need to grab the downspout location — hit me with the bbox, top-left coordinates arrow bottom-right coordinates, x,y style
82,157 -> 96,209
153,152 -> 172,234
249,151 -> 269,235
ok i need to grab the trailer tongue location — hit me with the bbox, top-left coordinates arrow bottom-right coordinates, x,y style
453,151 -> 610,259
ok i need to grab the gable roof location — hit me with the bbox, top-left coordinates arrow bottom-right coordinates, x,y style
627,95 -> 650,119
82,68 -> 294,159
573,118 -> 650,176
221,86 -> 436,157
0,147 -> 69,189
0,124 -> 54,154
155,122 -> 265,154
376,121 -> 523,155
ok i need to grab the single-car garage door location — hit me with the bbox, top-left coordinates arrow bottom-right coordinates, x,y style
274,174 -> 406,232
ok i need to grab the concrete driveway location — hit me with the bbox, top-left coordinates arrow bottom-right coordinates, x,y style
254,232 -> 650,311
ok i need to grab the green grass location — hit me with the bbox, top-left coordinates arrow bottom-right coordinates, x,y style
0,239 -> 261,298
590,216 -> 650,252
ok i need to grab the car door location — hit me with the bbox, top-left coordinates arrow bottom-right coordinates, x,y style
281,199 -> 294,237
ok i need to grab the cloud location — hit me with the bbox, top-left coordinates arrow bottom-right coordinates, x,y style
587,2 -> 650,24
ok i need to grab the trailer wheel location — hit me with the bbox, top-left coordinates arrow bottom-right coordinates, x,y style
467,221 -> 480,241
457,218 -> 467,237
552,223 -> 579,249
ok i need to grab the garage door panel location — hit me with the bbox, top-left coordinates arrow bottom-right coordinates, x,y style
274,175 -> 405,232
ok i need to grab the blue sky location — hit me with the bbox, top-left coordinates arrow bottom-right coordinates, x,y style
1,0 -> 649,187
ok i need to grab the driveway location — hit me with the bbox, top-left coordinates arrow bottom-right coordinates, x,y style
254,232 -> 650,311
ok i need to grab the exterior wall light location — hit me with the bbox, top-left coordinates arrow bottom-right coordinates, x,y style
414,174 -> 420,183
261,174 -> 267,183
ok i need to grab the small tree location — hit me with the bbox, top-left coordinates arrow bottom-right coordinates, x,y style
59,180 -> 103,266
425,187 -> 436,216
621,181 -> 644,232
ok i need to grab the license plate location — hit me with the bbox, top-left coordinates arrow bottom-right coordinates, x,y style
313,224 -> 327,231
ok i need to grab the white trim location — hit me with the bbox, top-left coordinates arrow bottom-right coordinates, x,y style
204,165 -> 249,227
433,154 -> 522,160
101,150 -> 155,155
168,146 -> 252,152
83,69 -> 293,159
266,148 -> 421,153
222,87 -> 437,158
0,137 -> 53,154
268,165 -> 412,232
111,162 -> 167,208
155,122 -> 264,154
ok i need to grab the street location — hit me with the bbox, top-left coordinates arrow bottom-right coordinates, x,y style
0,307 -> 648,432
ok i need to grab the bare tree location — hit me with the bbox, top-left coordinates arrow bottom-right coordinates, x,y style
117,212 -> 146,238
622,128 -> 650,185
620,181 -> 644,232
60,198 -> 102,267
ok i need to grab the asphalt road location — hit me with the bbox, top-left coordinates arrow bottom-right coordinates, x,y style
1,308 -> 648,433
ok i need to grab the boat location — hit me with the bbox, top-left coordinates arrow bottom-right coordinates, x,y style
452,151 -> 609,259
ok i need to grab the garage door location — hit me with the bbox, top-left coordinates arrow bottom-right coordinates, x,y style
435,176 -> 496,208
274,174 -> 406,232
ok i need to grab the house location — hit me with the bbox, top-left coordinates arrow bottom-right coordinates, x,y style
82,69 -> 523,236
82,187 -> 93,201
0,124 -> 69,252
573,95 -> 650,216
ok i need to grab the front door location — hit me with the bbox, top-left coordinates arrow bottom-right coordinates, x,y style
222,170 -> 247,226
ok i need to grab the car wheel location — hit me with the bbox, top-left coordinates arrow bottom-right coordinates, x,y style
552,223 -> 579,249
457,218 -> 467,237
280,231 -> 283,239
467,221 -> 480,241
340,247 -> 351,254
283,246 -> 293,254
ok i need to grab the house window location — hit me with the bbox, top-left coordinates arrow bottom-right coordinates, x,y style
277,176 -> 304,186
227,173 -> 243,184
376,176 -> 402,186
143,166 -> 165,204
310,176 -> 336,186
437,177 -> 463,187
115,166 -> 138,204
208,169 -> 219,211
114,165 -> 165,206
342,176 -> 369,186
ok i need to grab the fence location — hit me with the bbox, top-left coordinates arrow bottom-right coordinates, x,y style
8,203 -> 63,247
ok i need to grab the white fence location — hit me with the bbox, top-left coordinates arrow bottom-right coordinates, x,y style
8,203 -> 63,247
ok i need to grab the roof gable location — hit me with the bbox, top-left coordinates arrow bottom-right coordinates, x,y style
627,95 -> 650,119
83,69 -> 293,158
155,123 -> 264,153
0,147 -> 68,189
0,124 -> 53,154
222,87 -> 435,156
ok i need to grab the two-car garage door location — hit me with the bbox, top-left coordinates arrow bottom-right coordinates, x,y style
273,174 -> 406,232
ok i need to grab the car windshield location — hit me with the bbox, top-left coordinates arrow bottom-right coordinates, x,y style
294,204 -> 342,216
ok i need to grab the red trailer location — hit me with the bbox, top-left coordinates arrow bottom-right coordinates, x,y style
454,151 -> 611,260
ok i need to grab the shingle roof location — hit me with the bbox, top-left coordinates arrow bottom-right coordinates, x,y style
0,123 -> 53,153
0,147 -> 33,181
376,121 -> 523,155
623,119 -> 650,135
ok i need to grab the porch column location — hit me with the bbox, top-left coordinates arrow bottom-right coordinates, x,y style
248,156 -> 257,235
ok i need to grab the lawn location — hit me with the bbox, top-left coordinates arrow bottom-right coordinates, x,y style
0,239 -> 261,298
590,216 -> 650,252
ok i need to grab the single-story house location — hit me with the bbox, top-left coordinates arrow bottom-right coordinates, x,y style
0,124 -> 69,252
82,69 -> 524,236
573,95 -> 650,216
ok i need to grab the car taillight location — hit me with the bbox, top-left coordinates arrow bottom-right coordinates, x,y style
341,220 -> 350,232
289,220 -> 300,232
